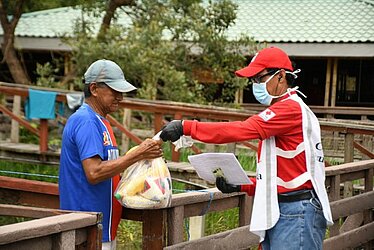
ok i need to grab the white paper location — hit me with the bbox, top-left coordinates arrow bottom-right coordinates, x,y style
187,153 -> 252,185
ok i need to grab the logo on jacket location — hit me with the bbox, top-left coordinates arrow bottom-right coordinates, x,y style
103,131 -> 110,146
259,108 -> 276,121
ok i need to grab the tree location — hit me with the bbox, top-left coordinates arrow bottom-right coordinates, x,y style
0,0 -> 29,84
66,0 -> 260,104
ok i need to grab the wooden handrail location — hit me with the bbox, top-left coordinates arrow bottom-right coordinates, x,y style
1,82 -> 373,162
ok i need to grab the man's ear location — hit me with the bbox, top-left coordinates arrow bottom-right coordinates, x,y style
89,82 -> 99,96
278,69 -> 286,82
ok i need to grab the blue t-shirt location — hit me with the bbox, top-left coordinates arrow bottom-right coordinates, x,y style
59,103 -> 122,242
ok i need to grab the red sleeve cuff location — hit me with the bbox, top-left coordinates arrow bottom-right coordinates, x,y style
240,177 -> 256,196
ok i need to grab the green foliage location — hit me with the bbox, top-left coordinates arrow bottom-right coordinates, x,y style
35,60 -> 65,89
117,220 -> 142,249
19,124 -> 39,144
65,0 -> 259,104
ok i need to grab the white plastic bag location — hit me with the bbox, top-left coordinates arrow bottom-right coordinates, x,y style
114,148 -> 172,209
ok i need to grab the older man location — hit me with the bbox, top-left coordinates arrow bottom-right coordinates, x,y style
59,59 -> 163,249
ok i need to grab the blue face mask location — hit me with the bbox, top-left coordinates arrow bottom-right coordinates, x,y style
252,70 -> 280,105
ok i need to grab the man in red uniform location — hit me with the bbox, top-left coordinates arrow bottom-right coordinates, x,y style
160,47 -> 333,249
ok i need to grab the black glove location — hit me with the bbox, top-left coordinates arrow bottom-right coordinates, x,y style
160,120 -> 183,142
216,177 -> 241,193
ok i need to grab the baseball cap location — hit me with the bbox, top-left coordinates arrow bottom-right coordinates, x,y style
235,47 -> 293,78
84,59 -> 136,93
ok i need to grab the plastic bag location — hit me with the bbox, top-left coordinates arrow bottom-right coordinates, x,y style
114,148 -> 172,209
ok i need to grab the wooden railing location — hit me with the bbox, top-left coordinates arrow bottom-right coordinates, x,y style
1,159 -> 373,249
1,82 -> 374,163
241,103 -> 374,120
0,204 -> 102,249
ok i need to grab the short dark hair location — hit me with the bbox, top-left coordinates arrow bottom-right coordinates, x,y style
83,82 -> 107,98
266,64 -> 297,87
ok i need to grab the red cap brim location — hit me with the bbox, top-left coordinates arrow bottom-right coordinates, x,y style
235,65 -> 264,78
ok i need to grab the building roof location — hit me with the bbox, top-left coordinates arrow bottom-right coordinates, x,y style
0,0 -> 373,56
231,0 -> 374,43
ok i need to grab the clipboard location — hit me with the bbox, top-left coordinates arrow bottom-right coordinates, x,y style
188,153 -> 252,185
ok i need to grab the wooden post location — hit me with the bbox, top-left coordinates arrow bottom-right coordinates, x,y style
343,132 -> 354,198
328,174 -> 341,237
330,58 -> 338,108
154,113 -> 163,134
52,230 -> 75,250
226,143 -> 236,154
171,113 -> 182,162
142,209 -> 165,250
39,119 -> 49,153
167,206 -> 185,245
121,109 -> 132,153
363,168 -> 374,249
324,58 -> 332,107
10,95 -> 21,143
239,195 -> 252,226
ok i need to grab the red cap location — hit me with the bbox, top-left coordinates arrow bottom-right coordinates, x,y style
235,47 -> 293,78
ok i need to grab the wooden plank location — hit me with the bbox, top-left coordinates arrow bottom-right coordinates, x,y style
107,114 -> 143,145
164,225 -> 259,250
354,141 -> 374,159
0,204 -> 69,218
183,196 -> 239,218
323,221 -> 374,250
339,213 -> 363,234
325,159 -> 374,177
340,171 -> 365,182
0,235 -> 52,250
170,188 -> 241,207
0,176 -> 58,195
0,104 -> 39,135
0,188 -> 59,209
0,213 -> 99,245
330,191 -> 374,220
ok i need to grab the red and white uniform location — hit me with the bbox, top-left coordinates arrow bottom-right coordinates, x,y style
183,92 -> 311,195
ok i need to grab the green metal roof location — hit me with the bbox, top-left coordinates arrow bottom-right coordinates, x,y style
230,0 -> 374,43
1,0 -> 374,43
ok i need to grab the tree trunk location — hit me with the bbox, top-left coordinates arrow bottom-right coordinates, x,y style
0,0 -> 29,144
2,34 -> 30,84
0,0 -> 30,84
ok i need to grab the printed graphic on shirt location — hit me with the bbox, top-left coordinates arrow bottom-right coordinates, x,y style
259,108 -> 276,121
108,148 -> 119,160
103,131 -> 111,146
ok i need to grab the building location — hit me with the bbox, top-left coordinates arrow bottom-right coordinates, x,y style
1,0 -> 373,107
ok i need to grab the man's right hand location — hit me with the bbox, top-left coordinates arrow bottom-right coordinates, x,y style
160,120 -> 183,142
216,177 -> 241,193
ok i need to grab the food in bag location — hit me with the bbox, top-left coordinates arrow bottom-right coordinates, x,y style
114,146 -> 172,209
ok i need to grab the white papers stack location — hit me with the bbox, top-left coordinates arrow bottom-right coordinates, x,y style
188,153 -> 252,185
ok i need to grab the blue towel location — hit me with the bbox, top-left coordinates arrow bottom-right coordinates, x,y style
25,89 -> 57,119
